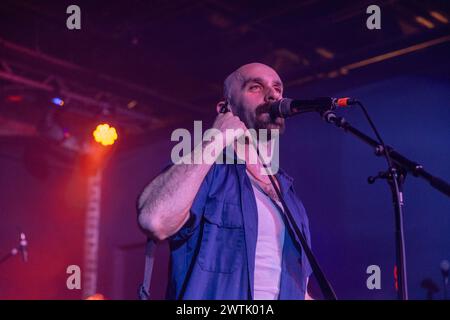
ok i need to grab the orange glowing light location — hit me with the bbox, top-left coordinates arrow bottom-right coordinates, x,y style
92,124 -> 118,146
85,293 -> 106,300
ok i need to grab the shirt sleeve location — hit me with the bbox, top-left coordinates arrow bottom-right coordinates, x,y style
167,163 -> 213,242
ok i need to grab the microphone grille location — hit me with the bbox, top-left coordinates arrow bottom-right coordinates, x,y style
441,260 -> 450,272
20,232 -> 27,247
269,98 -> 292,119
278,98 -> 293,117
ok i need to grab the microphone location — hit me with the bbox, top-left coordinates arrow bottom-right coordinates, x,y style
269,97 -> 357,119
19,232 -> 28,263
441,260 -> 449,285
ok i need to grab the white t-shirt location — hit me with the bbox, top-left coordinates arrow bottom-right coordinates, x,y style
248,173 -> 286,300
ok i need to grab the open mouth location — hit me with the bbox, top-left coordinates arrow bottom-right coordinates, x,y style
255,103 -> 284,129
255,102 -> 272,116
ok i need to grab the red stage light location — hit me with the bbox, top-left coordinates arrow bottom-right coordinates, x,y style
6,95 -> 23,103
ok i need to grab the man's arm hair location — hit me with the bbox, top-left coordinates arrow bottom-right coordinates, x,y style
137,141 -> 216,241
137,111 -> 248,241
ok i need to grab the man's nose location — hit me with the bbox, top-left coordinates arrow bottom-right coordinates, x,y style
264,87 -> 281,102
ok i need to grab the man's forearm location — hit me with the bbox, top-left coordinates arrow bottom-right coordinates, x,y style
137,142 -> 216,240
138,111 -> 247,240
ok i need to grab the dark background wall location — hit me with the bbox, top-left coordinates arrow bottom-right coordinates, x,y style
96,42 -> 450,300
0,29 -> 449,301
0,139 -> 86,299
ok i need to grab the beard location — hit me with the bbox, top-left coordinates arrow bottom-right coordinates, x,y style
235,101 -> 286,141
252,102 -> 285,139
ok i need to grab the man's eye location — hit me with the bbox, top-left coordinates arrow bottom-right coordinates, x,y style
249,85 -> 262,91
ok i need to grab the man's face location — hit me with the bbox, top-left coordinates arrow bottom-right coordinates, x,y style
228,63 -> 285,135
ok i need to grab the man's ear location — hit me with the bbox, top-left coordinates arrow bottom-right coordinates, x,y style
216,100 -> 229,114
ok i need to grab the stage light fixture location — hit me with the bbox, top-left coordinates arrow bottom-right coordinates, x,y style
92,123 -> 118,146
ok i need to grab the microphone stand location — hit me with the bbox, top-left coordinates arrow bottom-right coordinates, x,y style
444,277 -> 448,300
320,111 -> 450,300
0,245 -> 22,265
441,260 -> 449,300
0,233 -> 28,265
0,248 -> 19,265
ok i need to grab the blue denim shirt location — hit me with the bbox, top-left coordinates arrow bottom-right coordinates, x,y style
166,162 -> 312,300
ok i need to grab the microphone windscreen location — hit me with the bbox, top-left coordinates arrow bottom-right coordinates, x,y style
440,260 -> 449,274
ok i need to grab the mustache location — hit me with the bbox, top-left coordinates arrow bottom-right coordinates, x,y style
255,102 -> 272,116
255,102 -> 284,125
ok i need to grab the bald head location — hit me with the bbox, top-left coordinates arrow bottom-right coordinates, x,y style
223,63 -> 282,101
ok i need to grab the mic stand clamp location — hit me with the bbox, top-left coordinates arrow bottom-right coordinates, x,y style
368,167 -> 407,187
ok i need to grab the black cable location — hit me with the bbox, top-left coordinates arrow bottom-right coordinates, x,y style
355,101 -> 393,168
354,101 -> 408,300
252,137 -> 337,300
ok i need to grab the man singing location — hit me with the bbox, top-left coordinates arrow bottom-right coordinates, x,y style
137,62 -> 313,300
